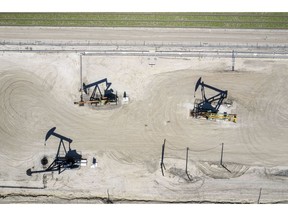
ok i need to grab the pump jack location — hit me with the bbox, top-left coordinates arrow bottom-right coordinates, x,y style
74,78 -> 118,106
191,77 -> 236,122
26,127 -> 85,176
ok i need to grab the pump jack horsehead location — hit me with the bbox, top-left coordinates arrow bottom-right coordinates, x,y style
26,127 -> 86,176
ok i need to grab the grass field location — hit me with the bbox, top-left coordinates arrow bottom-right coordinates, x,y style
0,12 -> 288,29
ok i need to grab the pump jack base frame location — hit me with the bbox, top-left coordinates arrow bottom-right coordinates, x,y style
191,110 -> 237,123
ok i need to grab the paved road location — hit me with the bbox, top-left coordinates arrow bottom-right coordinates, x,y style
0,27 -> 288,45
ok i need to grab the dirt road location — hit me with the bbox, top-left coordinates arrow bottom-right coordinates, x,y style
1,26 -> 288,45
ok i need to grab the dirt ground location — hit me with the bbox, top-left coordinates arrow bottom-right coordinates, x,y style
1,28 -> 288,203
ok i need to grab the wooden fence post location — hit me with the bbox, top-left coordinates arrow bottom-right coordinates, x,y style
220,143 -> 224,165
160,139 -> 166,176
185,147 -> 192,180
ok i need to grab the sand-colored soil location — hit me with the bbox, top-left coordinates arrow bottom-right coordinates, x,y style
1,27 -> 288,203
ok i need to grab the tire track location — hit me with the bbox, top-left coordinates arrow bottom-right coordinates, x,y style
238,69 -> 288,165
196,161 -> 250,179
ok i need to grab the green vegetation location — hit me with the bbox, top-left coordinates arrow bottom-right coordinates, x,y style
0,12 -> 287,29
